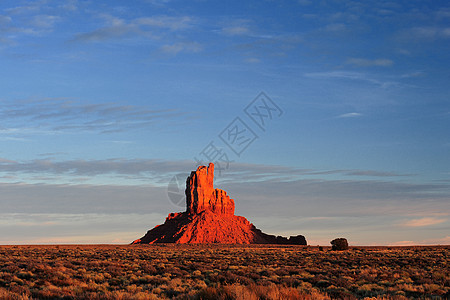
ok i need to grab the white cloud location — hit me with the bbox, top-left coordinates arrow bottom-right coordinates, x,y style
73,20 -> 138,42
400,71 -> 424,78
221,19 -> 252,36
244,57 -> 260,63
5,4 -> 41,15
74,15 -> 193,42
0,15 -> 12,25
223,25 -> 250,36
136,16 -> 192,30
0,158 -> 420,186
30,15 -> 60,29
298,0 -> 312,6
160,41 -> 202,55
337,112 -> 363,118
303,70 -> 401,89
413,27 -> 440,38
144,0 -> 172,6
323,23 -> 347,32
346,58 -> 394,67
399,26 -> 450,41
58,0 -> 78,12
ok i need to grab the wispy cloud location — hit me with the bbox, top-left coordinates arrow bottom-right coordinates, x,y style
411,26 -> 450,40
344,170 -> 410,177
396,26 -> 450,43
0,182 -> 170,214
136,16 -> 193,31
0,212 -> 166,244
0,98 -> 190,136
72,15 -> 140,42
337,112 -> 363,118
323,23 -> 347,32
144,0 -> 172,6
0,1 -> 66,43
298,0 -> 312,6
222,19 -> 252,36
5,3 -> 42,15
421,235 -> 450,245
346,58 -> 393,67
223,26 -> 251,36
0,160 -> 448,244
304,71 -> 401,89
160,41 -> 202,55
0,160 -> 448,216
0,158 -> 191,178
401,217 -> 447,227
244,57 -> 260,63
73,14 -> 194,43
0,15 -> 12,25
29,15 -> 60,30
400,71 -> 424,78
391,240 -> 415,246
305,71 -> 369,81
0,159 -> 416,183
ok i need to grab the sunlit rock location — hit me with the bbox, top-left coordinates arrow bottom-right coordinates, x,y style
133,163 -> 307,245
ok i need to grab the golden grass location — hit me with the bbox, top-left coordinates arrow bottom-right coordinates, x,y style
0,244 -> 448,299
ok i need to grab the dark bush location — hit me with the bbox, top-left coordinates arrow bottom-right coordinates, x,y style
331,238 -> 349,251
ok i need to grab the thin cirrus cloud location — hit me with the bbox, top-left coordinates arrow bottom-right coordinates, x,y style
0,158 -> 193,178
1,0 -> 70,41
0,158 -> 423,196
136,16 -> 193,31
0,98 -> 189,135
304,71 -> 372,82
220,18 -> 252,36
0,13 -> 60,41
323,23 -> 347,32
394,26 -> 450,44
222,25 -> 251,36
401,217 -> 447,227
160,41 -> 202,55
303,71 -> 401,89
0,212 -> 166,244
346,58 -> 394,67
410,26 -> 450,40
29,14 -> 60,30
0,161 -> 448,217
337,112 -> 363,118
0,158 -> 411,179
73,15 -> 194,43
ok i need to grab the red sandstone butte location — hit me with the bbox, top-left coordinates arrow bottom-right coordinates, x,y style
132,163 -> 307,245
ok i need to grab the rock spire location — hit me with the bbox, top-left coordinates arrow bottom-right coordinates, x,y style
132,163 -> 306,245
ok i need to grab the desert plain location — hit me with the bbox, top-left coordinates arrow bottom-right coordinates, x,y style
0,244 -> 448,299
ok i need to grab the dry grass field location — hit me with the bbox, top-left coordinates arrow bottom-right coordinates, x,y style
0,244 -> 448,299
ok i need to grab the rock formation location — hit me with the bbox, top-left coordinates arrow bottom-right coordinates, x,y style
185,163 -> 234,216
132,163 -> 307,245
331,238 -> 349,250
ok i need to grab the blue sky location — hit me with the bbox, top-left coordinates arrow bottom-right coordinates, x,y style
0,0 -> 449,245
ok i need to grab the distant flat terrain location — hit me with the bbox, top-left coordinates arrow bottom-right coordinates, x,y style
0,245 -> 448,299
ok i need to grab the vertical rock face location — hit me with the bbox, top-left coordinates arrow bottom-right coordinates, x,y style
186,163 -> 235,216
132,163 -> 306,245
